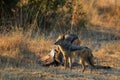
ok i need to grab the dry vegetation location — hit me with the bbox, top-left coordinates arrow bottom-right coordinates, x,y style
0,31 -> 54,67
0,30 -> 120,80
81,0 -> 120,30
0,0 -> 120,80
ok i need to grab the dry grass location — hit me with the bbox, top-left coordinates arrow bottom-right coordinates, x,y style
81,0 -> 120,30
93,40 -> 120,69
0,29 -> 120,80
0,31 -> 54,68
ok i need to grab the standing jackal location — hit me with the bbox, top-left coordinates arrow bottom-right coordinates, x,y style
54,35 -> 95,72
74,47 -> 95,72
54,35 -> 76,69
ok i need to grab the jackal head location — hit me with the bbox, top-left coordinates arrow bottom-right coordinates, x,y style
54,35 -> 65,45
64,34 -> 78,43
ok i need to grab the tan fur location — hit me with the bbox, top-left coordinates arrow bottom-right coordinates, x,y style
55,36 -> 73,69
58,45 -> 73,69
55,35 -> 95,72
54,48 -> 64,65
74,47 -> 95,72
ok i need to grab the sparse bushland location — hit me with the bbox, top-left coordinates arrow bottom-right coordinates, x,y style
0,0 -> 120,80
1,0 -> 87,34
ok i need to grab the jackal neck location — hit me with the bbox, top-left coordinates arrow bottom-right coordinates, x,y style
58,42 -> 71,51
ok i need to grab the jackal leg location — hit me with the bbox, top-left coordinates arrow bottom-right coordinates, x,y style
68,57 -> 72,70
81,59 -> 86,72
64,55 -> 68,69
87,57 -> 95,72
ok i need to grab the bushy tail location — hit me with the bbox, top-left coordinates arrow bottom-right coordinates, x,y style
87,48 -> 95,68
88,49 -> 111,69
88,57 -> 95,68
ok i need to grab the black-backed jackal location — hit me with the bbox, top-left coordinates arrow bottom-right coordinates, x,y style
54,35 -> 95,72
54,35 -> 74,69
74,47 -> 95,72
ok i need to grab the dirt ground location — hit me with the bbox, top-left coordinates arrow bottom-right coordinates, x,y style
0,52 -> 120,80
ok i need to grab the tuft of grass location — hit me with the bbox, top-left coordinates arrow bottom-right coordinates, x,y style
95,40 -> 120,56
0,31 -> 54,68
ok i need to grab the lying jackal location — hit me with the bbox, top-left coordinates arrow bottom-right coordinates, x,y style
54,35 -> 94,72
